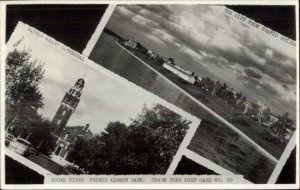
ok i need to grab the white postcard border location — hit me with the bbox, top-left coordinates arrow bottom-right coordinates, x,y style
0,0 -> 299,189
81,0 -> 299,187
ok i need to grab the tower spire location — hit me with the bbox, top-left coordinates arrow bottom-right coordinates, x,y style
51,78 -> 85,135
130,34 -> 133,41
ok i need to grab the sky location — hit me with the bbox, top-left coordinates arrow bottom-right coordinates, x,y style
106,5 -> 297,120
8,23 -> 198,134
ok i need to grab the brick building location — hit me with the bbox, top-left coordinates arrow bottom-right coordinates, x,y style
50,78 -> 93,166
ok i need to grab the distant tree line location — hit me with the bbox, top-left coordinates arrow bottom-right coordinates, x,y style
103,27 -> 125,41
195,77 -> 294,139
105,29 -> 294,140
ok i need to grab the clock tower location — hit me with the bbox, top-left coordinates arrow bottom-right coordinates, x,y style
52,78 -> 85,135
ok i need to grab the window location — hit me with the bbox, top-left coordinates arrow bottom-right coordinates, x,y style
61,110 -> 66,116
64,132 -> 69,139
83,124 -> 89,131
54,144 -> 64,156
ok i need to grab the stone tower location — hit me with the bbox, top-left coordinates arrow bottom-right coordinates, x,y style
52,78 -> 85,135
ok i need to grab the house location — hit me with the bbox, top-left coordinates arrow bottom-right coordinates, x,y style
124,35 -> 137,49
148,50 -> 159,60
50,78 -> 93,166
51,124 -> 93,166
260,113 -> 279,128
284,128 -> 293,140
162,62 -> 196,84
125,39 -> 137,49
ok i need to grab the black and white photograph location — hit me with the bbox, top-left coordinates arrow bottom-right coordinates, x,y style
3,22 -> 200,184
85,4 -> 297,184
0,1 -> 299,189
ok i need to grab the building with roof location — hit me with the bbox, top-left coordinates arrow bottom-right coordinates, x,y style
162,62 -> 196,84
50,78 -> 93,166
124,35 -> 137,49
51,124 -> 93,166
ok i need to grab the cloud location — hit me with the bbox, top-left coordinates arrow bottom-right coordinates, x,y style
210,29 -> 243,51
114,4 -> 296,86
214,45 -> 296,85
116,6 -> 135,18
239,74 -> 295,101
146,34 -> 165,45
153,29 -> 176,44
138,5 -> 174,22
106,4 -> 296,117
259,82 -> 280,96
132,14 -> 152,26
265,49 -> 273,59
244,69 -> 262,79
181,46 -> 203,62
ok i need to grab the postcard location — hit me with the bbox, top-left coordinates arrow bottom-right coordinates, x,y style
1,1 -> 298,189
83,3 -> 298,185
3,21 -> 243,188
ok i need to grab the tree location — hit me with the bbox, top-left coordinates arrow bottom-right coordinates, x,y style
247,102 -> 260,120
167,58 -> 175,65
68,104 -> 191,174
4,49 -> 57,156
135,42 -> 148,54
67,136 -> 88,166
235,96 -> 247,112
128,105 -> 190,174
156,57 -> 165,65
27,118 -> 56,156
272,112 -> 294,136
221,82 -> 228,92
5,49 -> 45,130
220,89 -> 235,105
234,92 -> 242,105
200,77 -> 215,92
217,82 -> 229,98
258,106 -> 271,124
101,121 -> 130,153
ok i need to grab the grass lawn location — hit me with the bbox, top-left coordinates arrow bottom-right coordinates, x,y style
27,154 -> 70,175
188,119 -> 276,183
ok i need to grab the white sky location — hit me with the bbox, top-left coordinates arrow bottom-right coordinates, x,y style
7,23 -> 199,134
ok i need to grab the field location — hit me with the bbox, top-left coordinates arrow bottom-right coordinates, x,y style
188,119 -> 276,183
27,154 -> 70,175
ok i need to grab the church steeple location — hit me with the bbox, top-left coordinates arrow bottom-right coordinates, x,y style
52,78 -> 85,135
